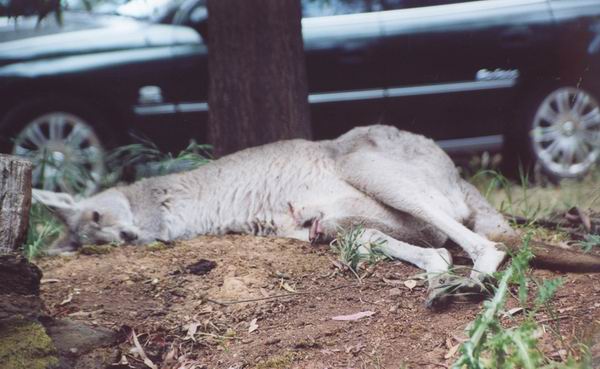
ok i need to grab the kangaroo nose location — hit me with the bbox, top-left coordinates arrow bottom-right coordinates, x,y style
120,231 -> 138,242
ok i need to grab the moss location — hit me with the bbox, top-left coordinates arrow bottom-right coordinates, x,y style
0,319 -> 59,369
145,241 -> 167,252
255,352 -> 296,369
79,245 -> 114,255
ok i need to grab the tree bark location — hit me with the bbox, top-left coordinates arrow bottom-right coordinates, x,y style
207,0 -> 312,157
0,154 -> 32,254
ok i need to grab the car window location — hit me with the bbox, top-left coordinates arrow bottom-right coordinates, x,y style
301,0 -> 385,18
379,0 -> 480,10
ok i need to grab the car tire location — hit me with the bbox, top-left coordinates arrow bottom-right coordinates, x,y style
0,97 -> 114,195
503,86 -> 600,181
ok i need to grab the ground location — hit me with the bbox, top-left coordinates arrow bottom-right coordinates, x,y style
36,233 -> 600,369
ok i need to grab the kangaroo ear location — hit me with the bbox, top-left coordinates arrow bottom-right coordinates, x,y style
32,189 -> 78,222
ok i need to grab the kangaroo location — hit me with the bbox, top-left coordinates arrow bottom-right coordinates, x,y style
34,125 -> 600,307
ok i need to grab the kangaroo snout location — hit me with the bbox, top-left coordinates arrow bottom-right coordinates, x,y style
120,230 -> 138,243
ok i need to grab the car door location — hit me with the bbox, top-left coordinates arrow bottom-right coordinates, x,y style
302,0 -> 389,139
378,0 -> 557,153
123,24 -> 199,153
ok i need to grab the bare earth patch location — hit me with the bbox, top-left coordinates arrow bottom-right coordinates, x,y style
37,235 -> 600,369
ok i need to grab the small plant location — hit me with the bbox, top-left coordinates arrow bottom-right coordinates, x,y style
579,234 -> 600,253
105,136 -> 212,185
453,234 -> 589,369
329,226 -> 387,281
23,203 -> 63,259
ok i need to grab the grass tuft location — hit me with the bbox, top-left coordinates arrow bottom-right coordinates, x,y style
329,226 -> 387,281
105,136 -> 211,184
23,203 -> 63,259
579,234 -> 600,253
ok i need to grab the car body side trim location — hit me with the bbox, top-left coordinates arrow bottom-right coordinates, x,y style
436,134 -> 504,154
178,102 -> 209,112
386,79 -> 516,99
133,80 -> 517,115
134,102 -> 209,115
308,79 -> 516,104
308,89 -> 385,104
134,104 -> 177,115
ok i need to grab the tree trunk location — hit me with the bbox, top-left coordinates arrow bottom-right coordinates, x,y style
0,154 -> 32,254
207,0 -> 311,157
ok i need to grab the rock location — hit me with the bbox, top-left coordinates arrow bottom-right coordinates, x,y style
0,318 -> 59,369
44,319 -> 119,369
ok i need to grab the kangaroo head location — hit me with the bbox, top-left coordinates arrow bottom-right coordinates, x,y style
33,189 -> 141,253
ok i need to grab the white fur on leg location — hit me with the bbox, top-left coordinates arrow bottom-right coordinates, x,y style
358,228 -> 452,275
470,244 -> 506,280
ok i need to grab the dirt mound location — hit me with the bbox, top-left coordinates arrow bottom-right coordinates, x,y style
36,235 -> 600,368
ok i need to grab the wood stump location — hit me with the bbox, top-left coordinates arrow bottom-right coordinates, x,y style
0,154 -> 32,254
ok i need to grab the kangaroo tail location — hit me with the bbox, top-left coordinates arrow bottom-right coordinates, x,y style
496,236 -> 600,273
528,240 -> 600,272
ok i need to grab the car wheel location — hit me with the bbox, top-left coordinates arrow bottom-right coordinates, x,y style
2,99 -> 110,195
529,87 -> 600,179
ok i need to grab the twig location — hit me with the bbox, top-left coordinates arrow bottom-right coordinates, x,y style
537,315 -> 571,324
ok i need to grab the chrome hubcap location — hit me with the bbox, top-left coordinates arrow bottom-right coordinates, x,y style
12,112 -> 105,194
531,87 -> 600,178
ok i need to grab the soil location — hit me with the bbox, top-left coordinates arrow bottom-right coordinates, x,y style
36,235 -> 600,369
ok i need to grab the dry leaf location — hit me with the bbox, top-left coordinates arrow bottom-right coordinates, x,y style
131,329 -> 158,369
280,281 -> 296,293
444,343 -> 460,359
332,311 -> 375,321
503,307 -> 524,318
248,318 -> 258,333
41,278 -> 60,284
183,322 -> 201,341
59,292 -> 73,306
382,277 -> 403,285
403,280 -> 417,290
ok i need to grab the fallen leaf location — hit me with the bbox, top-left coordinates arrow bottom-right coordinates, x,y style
248,318 -> 258,333
116,355 -> 129,365
444,343 -> 460,359
59,292 -> 73,306
183,322 -> 201,341
403,280 -> 417,290
382,277 -> 403,286
131,329 -> 158,369
41,278 -> 60,284
502,307 -> 524,318
332,311 -> 375,321
280,281 -> 296,293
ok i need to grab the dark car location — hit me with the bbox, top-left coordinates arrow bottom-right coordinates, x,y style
1,0 -> 599,193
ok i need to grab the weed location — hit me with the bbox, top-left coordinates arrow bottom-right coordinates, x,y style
453,234 -> 588,369
255,352 -> 296,369
105,136 -> 211,184
579,234 -> 600,253
329,226 -> 387,281
23,203 -> 63,259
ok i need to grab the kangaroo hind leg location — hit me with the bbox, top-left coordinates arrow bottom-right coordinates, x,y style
355,228 -> 454,309
338,152 -> 507,280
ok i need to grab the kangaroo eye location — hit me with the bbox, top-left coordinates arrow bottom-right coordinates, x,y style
92,211 -> 101,223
